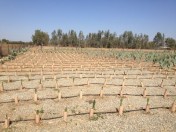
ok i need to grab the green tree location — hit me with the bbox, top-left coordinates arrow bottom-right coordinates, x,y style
68,30 -> 78,47
51,30 -> 58,48
153,32 -> 164,47
61,33 -> 69,46
78,31 -> 84,47
122,31 -> 134,48
32,30 -> 49,45
2,39 -> 9,44
165,38 -> 176,49
57,29 -> 62,46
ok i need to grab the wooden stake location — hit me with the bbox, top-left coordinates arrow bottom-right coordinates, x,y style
89,108 -> 94,119
160,79 -> 164,88
58,90 -> 61,100
4,115 -> 10,128
64,108 -> 67,122
100,87 -> 103,98
141,81 -> 144,87
171,100 -> 176,113
34,91 -> 38,102
143,88 -> 147,98
35,114 -> 40,124
145,104 -> 150,113
80,90 -> 83,99
14,96 -> 19,104
0,82 -> 4,92
163,89 -> 167,99
7,76 -> 10,83
119,105 -> 124,116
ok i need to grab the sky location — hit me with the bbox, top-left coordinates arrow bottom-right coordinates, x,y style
0,0 -> 176,41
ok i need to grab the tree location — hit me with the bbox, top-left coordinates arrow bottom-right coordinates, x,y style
51,30 -> 58,47
165,38 -> 176,49
57,29 -> 62,46
61,33 -> 69,46
153,32 -> 164,47
122,31 -> 134,48
2,39 -> 9,44
32,30 -> 49,45
78,31 -> 84,47
68,30 -> 78,47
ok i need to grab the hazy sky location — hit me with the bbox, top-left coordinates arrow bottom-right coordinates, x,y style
0,0 -> 176,41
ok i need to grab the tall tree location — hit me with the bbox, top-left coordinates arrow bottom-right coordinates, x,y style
57,29 -> 62,46
165,37 -> 176,49
78,31 -> 84,47
51,30 -> 58,47
122,31 -> 134,48
153,32 -> 164,47
32,30 -> 49,45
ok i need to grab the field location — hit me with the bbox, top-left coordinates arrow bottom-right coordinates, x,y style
0,47 -> 176,132
0,44 -> 28,57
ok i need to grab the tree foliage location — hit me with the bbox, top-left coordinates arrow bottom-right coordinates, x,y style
32,30 -> 49,45
47,29 -> 176,49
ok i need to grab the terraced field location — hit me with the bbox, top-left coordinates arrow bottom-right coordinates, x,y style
0,47 -> 176,132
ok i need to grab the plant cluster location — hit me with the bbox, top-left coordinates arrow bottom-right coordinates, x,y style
0,48 -> 28,64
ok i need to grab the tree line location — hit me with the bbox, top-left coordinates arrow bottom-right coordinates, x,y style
0,39 -> 32,45
32,29 -> 176,49
1,29 -> 176,49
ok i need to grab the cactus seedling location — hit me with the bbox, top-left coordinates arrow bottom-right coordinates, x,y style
147,98 -> 150,105
119,98 -> 124,116
146,98 -> 150,113
35,108 -> 44,124
92,100 -> 96,109
120,98 -> 123,106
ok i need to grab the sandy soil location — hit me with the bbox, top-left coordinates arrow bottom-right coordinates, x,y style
0,47 -> 176,132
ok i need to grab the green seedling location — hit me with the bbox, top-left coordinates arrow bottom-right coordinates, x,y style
120,98 -> 123,106
36,108 -> 44,115
92,100 -> 96,109
147,98 -> 150,105
65,107 -> 68,112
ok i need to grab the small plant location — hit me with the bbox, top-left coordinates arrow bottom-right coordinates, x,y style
64,107 -> 68,112
145,97 -> 150,113
36,107 -> 44,115
147,98 -> 150,105
92,100 -> 96,109
73,77 -> 75,83
120,98 -> 123,106
119,98 -> 124,116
